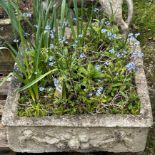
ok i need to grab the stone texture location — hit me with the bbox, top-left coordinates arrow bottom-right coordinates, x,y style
2,40 -> 153,153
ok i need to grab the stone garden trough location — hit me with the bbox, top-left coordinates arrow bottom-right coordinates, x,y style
2,39 -> 153,153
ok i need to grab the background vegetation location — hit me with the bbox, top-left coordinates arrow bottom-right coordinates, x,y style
132,0 -> 155,154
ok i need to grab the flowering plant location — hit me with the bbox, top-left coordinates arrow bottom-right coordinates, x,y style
0,0 -> 142,116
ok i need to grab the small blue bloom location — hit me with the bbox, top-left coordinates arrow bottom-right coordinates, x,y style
59,37 -> 66,44
107,31 -> 113,37
135,33 -> 140,38
24,32 -> 29,37
101,28 -> 107,33
49,62 -> 54,66
49,56 -> 54,61
75,40 -> 78,44
93,8 -> 99,12
79,53 -> 86,59
99,20 -> 105,25
134,41 -> 140,46
44,25 -> 51,33
116,53 -> 121,58
109,48 -> 115,54
50,44 -> 54,49
105,21 -> 110,25
62,21 -> 68,27
78,34 -> 83,38
126,62 -> 136,71
112,34 -> 117,39
88,92 -> 93,97
45,49 -> 48,53
34,25 -> 39,28
122,50 -> 128,54
72,43 -> 77,48
39,87 -> 45,92
65,41 -> 68,44
50,33 -> 55,39
104,61 -> 110,66
48,87 -> 52,92
95,65 -> 101,71
96,87 -> 103,96
13,39 -> 19,43
45,25 -> 51,30
128,36 -> 136,42
73,17 -> 77,22
53,78 -> 59,87
22,12 -> 32,18
132,51 -> 144,58
128,33 -> 134,37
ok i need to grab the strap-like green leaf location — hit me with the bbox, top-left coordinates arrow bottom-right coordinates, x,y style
17,69 -> 57,92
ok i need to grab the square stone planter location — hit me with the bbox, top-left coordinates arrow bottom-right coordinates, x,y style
2,39 -> 153,153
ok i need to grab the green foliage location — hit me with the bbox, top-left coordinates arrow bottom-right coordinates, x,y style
0,0 -> 140,116
132,0 -> 155,44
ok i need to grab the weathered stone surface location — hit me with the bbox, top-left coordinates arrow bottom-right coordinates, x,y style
0,19 -> 15,45
2,39 -> 153,153
0,123 -> 8,148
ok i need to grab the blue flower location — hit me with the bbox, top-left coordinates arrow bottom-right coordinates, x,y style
128,33 -> 134,37
96,87 -> 103,96
48,87 -> 52,92
135,33 -> 140,38
105,21 -> 110,25
50,33 -> 54,39
128,36 -> 136,42
132,51 -> 144,58
44,25 -> 51,33
53,78 -> 59,87
104,61 -> 110,66
62,21 -> 68,27
109,48 -> 115,54
49,62 -> 54,66
116,53 -> 121,58
50,44 -> 55,49
122,50 -> 128,55
24,32 -> 29,37
99,20 -> 105,25
95,65 -> 101,71
78,34 -> 83,38
13,39 -> 19,43
101,28 -> 107,33
34,25 -> 39,28
49,56 -> 54,61
93,8 -> 99,12
88,92 -> 93,97
126,62 -> 136,71
45,25 -> 51,30
59,37 -> 66,44
112,34 -> 117,39
39,87 -> 45,92
134,41 -> 140,46
79,53 -> 86,58
22,12 -> 32,18
73,17 -> 77,22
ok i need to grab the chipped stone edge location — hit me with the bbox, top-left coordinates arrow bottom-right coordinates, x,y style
2,39 -> 153,128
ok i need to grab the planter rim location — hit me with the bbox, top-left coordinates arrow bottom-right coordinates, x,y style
2,39 -> 153,128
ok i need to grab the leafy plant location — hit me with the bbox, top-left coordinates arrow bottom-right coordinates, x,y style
0,0 -> 141,116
